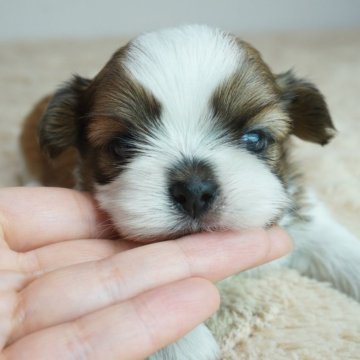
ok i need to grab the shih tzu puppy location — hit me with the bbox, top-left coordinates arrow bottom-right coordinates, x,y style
20,25 -> 360,359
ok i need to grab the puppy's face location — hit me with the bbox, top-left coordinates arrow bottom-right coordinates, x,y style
40,26 -> 335,241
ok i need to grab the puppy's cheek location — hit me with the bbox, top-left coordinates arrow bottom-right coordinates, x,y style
210,147 -> 289,228
94,155 -> 182,240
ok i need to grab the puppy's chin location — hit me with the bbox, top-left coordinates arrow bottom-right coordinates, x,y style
123,221 -> 230,243
121,231 -> 191,243
104,212 -> 283,243
112,225 -> 221,243
104,216 -> 221,243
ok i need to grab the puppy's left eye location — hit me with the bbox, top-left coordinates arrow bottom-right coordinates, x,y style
240,130 -> 269,153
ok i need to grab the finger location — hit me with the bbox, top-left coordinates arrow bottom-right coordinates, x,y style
178,226 -> 291,280
0,187 -> 115,252
2,238 -> 137,276
10,227 -> 291,341
5,278 -> 219,360
0,271 -> 27,292
19,239 -> 136,275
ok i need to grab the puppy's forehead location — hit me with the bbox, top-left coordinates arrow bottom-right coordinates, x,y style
122,25 -> 243,116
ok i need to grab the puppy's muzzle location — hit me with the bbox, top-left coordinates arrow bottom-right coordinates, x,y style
168,159 -> 219,219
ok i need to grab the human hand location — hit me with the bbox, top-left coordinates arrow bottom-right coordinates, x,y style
0,187 -> 291,360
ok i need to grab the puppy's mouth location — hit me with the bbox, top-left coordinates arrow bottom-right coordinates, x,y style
126,226 -> 219,243
122,207 -> 226,243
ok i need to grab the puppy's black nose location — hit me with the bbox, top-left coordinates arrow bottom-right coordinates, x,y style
169,177 -> 219,219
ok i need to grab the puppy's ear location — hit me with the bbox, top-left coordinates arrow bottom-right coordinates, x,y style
39,75 -> 91,157
276,70 -> 336,145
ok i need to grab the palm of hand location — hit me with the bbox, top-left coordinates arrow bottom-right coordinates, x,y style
0,188 -> 127,357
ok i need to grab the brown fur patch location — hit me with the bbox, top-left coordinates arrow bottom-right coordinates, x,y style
87,116 -> 127,148
80,46 -> 162,185
39,76 -> 91,158
211,39 -> 292,177
84,46 -> 161,139
20,95 -> 78,188
22,45 -> 162,189
276,70 -> 335,145
212,39 -> 290,140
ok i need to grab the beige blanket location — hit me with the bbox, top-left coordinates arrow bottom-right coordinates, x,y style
1,29 -> 360,359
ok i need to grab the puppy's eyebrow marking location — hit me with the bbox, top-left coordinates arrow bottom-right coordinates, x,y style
229,102 -> 278,125
87,116 -> 128,147
81,112 -> 123,121
82,43 -> 163,136
212,92 -> 278,128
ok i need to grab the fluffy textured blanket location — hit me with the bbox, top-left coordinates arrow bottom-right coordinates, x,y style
1,29 -> 359,359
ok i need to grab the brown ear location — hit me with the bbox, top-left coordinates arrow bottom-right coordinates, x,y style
276,70 -> 336,145
39,75 -> 91,157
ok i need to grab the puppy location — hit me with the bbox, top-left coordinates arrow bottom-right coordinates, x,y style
20,25 -> 360,359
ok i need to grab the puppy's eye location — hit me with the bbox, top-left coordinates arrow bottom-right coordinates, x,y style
108,131 -> 137,159
108,139 -> 124,158
240,130 -> 269,153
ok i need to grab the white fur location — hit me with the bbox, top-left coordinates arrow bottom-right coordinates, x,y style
244,192 -> 360,302
125,25 -> 243,125
96,143 -> 287,239
281,194 -> 360,301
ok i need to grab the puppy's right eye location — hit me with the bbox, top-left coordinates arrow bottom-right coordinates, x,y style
108,131 -> 137,159
108,139 -> 124,158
